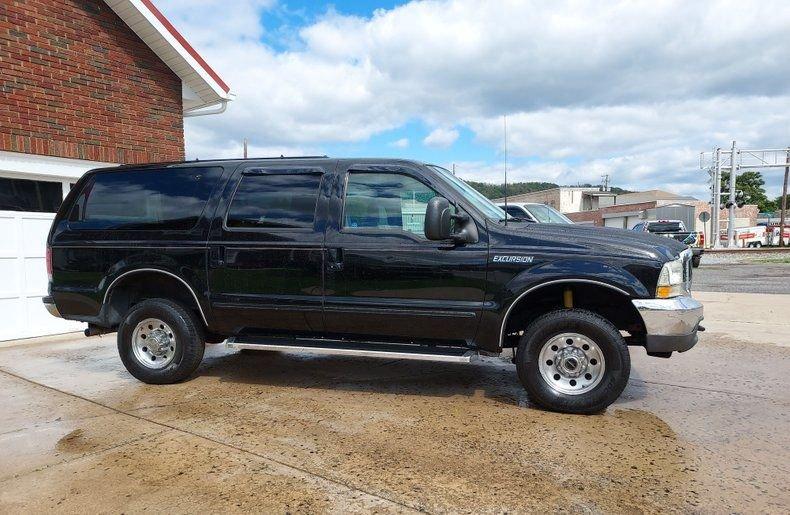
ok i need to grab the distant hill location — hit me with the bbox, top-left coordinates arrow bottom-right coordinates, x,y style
467,181 -> 632,199
465,181 -> 559,199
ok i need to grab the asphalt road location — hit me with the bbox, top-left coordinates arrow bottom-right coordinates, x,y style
694,262 -> 790,294
1,290 -> 788,513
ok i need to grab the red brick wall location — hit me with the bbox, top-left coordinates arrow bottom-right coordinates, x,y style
0,0 -> 184,163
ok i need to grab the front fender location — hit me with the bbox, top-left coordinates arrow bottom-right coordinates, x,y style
473,258 -> 653,352
503,258 -> 650,301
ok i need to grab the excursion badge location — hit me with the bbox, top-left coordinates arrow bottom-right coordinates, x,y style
492,255 -> 534,263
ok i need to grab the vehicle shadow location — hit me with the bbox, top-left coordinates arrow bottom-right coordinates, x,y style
196,345 -> 646,411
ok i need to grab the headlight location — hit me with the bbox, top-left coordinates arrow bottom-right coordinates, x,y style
656,250 -> 690,299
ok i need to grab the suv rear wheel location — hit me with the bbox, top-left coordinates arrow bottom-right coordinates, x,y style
516,309 -> 630,414
117,298 -> 205,384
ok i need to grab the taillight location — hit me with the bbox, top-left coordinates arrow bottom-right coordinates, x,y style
699,231 -> 705,247
46,245 -> 53,280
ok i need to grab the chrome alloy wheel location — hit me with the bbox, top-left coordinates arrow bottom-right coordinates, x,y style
132,318 -> 176,369
538,332 -> 605,395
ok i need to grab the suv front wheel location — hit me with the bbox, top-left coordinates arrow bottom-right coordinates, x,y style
516,309 -> 631,414
117,298 -> 205,384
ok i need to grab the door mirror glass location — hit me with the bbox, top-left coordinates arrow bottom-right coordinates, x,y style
424,196 -> 453,240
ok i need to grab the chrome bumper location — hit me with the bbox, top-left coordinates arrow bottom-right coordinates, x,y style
42,296 -> 61,318
631,296 -> 703,353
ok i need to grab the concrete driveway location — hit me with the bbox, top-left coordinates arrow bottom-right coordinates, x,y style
1,291 -> 788,513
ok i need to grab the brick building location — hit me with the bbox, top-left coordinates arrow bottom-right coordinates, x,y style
0,0 -> 233,340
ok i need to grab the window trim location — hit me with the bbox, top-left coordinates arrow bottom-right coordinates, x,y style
339,169 -> 441,241
222,168 -> 325,233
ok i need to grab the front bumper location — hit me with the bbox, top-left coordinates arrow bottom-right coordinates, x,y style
42,295 -> 61,318
631,296 -> 703,353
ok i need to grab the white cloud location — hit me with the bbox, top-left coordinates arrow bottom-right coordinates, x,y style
423,127 -> 459,148
154,0 -> 790,196
390,137 -> 409,148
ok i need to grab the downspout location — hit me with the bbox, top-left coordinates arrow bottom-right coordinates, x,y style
184,99 -> 228,118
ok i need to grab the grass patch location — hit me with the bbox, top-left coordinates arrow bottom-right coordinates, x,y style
756,256 -> 790,264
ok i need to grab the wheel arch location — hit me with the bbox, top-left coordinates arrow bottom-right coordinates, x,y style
102,268 -> 209,328
499,278 -> 644,348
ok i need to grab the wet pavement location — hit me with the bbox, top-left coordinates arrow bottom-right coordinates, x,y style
694,262 -> 790,294
1,291 -> 789,513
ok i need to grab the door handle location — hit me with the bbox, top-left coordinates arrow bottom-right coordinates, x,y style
210,246 -> 225,267
327,248 -> 344,272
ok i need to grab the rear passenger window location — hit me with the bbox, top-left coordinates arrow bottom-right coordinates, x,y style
77,167 -> 222,230
226,173 -> 322,229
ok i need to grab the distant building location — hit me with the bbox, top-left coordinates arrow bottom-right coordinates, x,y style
494,187 -> 617,213
500,186 -> 758,242
565,190 -> 757,239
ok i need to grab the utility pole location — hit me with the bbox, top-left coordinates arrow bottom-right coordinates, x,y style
712,148 -> 722,248
727,141 -> 737,247
780,148 -> 789,247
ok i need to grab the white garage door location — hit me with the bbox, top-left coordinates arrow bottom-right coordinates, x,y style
604,216 -> 625,229
0,212 -> 83,341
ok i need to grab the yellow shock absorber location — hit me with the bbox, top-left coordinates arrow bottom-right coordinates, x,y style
563,288 -> 573,309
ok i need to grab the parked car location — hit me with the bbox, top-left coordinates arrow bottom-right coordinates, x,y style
496,202 -> 574,224
632,220 -> 704,267
44,158 -> 703,414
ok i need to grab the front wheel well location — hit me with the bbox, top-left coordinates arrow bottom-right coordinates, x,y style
501,282 -> 645,348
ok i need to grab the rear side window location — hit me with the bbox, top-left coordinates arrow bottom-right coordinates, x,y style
74,167 -> 222,230
226,173 -> 322,229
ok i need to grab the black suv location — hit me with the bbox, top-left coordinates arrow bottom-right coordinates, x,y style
44,158 -> 703,414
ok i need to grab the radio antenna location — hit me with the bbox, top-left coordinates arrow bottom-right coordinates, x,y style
503,114 -> 508,225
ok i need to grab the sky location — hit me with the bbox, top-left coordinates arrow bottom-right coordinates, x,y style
157,0 -> 790,199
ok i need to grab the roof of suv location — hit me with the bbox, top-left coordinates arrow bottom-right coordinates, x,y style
90,157 -> 429,173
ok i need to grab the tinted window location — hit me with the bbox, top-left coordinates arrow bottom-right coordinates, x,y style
227,173 -> 321,229
647,222 -> 682,233
78,167 -> 222,230
505,206 -> 527,217
344,173 -> 437,237
0,177 -> 62,212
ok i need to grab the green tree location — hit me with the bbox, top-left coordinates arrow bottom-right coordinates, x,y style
771,194 -> 790,214
720,170 -> 772,211
466,181 -> 559,199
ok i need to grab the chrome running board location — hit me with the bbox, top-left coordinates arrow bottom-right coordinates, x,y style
226,337 -> 478,363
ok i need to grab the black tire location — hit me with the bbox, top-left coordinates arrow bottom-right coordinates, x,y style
117,298 -> 205,384
516,309 -> 630,414
692,255 -> 701,268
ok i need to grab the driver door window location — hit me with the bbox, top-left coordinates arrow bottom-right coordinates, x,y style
343,172 -> 437,238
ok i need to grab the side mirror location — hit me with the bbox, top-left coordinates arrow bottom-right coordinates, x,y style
425,196 -> 453,240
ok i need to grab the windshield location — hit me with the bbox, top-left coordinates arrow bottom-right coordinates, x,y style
427,165 -> 508,220
523,204 -> 573,224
